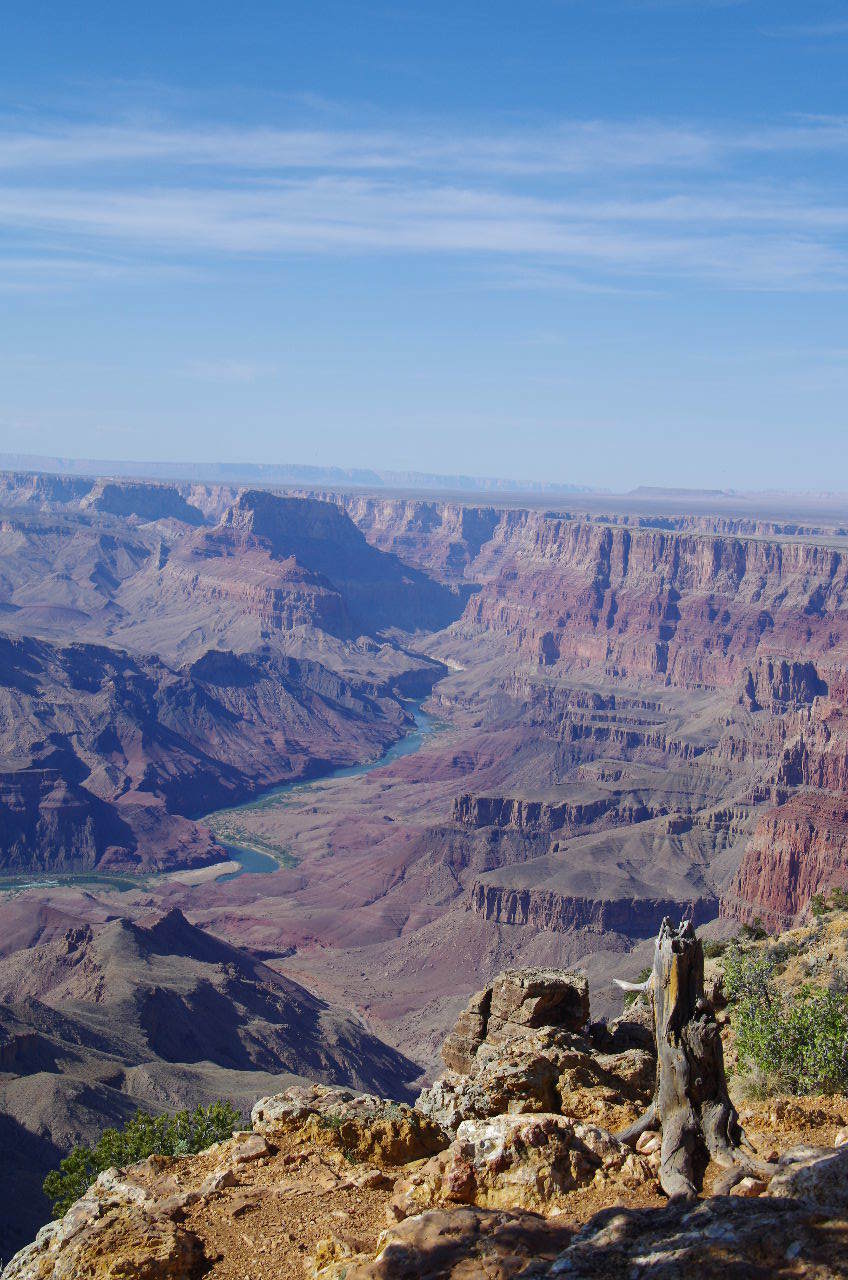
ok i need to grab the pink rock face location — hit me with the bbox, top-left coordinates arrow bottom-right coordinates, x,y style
724,793 -> 848,929
454,516 -> 848,689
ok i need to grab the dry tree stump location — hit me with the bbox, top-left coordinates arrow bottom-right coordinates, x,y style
617,917 -> 769,1200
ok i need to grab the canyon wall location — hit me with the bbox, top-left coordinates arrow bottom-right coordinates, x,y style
3,473 -> 848,922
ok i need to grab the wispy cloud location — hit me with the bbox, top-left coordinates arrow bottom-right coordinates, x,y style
765,19 -> 848,38
0,119 -> 724,174
0,112 -> 846,292
1,115 -> 848,175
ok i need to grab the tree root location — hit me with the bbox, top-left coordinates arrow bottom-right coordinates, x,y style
617,1101 -> 657,1147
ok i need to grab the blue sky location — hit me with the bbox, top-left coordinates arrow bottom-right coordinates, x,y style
1,0 -> 847,490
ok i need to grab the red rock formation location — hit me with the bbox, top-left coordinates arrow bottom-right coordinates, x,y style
738,657 -> 826,712
450,516 -> 848,689
453,793 -> 653,834
723,793 -> 848,929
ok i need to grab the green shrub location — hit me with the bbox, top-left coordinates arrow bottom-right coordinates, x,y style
43,1101 -> 242,1217
722,947 -> 848,1096
811,886 -> 848,916
703,939 -> 727,959
738,919 -> 768,941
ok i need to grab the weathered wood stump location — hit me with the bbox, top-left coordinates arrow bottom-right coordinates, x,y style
618,917 -> 767,1200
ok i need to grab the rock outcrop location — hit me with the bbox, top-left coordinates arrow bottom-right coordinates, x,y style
251,1083 -> 447,1166
320,1205 -> 573,1280
3,961 -> 848,1280
539,1189 -> 848,1279
408,969 -> 655,1221
418,969 -> 653,1142
390,1112 -> 652,1218
738,657 -> 826,712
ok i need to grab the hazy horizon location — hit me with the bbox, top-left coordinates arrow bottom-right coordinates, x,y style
7,450 -> 848,514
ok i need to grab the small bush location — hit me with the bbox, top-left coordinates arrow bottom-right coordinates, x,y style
767,940 -> 795,966
703,940 -> 727,959
43,1101 -> 242,1217
722,947 -> 848,1096
318,1113 -> 345,1131
811,886 -> 848,917
738,919 -> 768,942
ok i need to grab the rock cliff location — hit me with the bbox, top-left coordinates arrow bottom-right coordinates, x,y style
4,961 -> 846,1280
0,633 -> 419,873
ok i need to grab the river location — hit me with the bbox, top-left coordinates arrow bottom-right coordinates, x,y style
209,700 -> 442,880
0,702 -> 443,893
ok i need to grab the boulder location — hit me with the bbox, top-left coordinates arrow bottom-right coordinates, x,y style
321,1206 -> 573,1280
440,970 -> 589,1075
543,1194 -> 848,1278
767,1145 -> 848,1216
390,1112 -> 654,1219
486,969 -> 590,1042
251,1083 -> 447,1166
1,1188 -> 206,1280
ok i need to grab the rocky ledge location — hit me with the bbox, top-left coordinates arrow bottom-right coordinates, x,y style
3,967 -> 847,1280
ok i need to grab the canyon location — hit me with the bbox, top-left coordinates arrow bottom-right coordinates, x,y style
2,469 -> 848,1250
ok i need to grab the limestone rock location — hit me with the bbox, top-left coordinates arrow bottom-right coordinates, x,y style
322,1206 -> 573,1279
1,1201 -> 205,1280
226,1131 -> 273,1164
390,1112 -> 654,1219
440,970 -> 589,1076
251,1083 -> 447,1165
729,1176 -> 768,1197
766,1144 -> 848,1215
543,1194 -> 848,1279
487,970 -> 590,1042
441,989 -> 492,1074
419,1023 -> 653,1137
